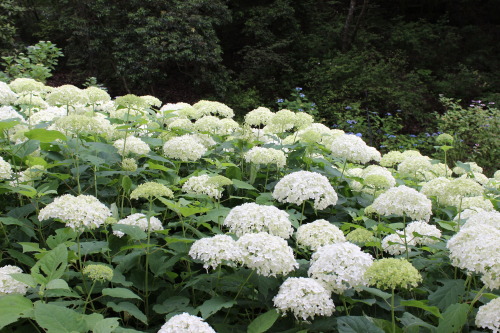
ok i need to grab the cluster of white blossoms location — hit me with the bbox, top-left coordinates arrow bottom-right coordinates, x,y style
0,81 -> 18,104
113,213 -> 163,237
193,100 -> 234,118
182,174 -> 224,199
308,242 -> 374,294
380,150 -> 404,167
382,221 -> 441,255
0,156 -> 13,180
167,118 -> 195,131
381,232 -> 408,256
158,313 -> 216,333
159,103 -> 201,122
460,196 -> 494,211
194,116 -> 240,135
273,277 -> 335,321
439,178 -> 485,207
10,164 -> 45,186
244,147 -> 286,168
237,232 -> 298,277
330,134 -> 381,164
163,135 -> 207,161
49,114 -> 115,137
476,298 -> 500,333
348,165 -> 396,192
447,211 -> 500,289
453,162 -> 483,175
244,107 -> 274,127
420,177 -> 450,200
366,185 -> 432,221
397,155 -> 432,180
189,235 -> 243,270
0,265 -> 29,295
273,171 -> 338,210
38,194 -> 111,231
113,136 -> 150,156
28,106 -> 67,125
223,203 -> 293,238
264,109 -> 297,133
84,86 -> 111,105
0,105 -> 25,122
292,123 -> 332,144
45,84 -> 88,107
296,219 -> 345,250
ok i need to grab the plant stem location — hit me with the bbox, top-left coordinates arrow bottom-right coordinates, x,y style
391,288 -> 396,333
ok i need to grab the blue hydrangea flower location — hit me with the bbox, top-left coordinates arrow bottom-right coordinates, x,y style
295,87 -> 303,91
277,99 -> 284,103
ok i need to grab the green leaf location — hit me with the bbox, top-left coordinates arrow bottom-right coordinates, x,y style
102,288 -> 142,300
32,243 -> 68,283
400,312 -> 437,333
0,120 -> 20,131
197,296 -> 236,319
0,295 -> 33,330
455,161 -> 471,173
247,309 -> 279,333
46,279 -> 70,290
24,128 -> 67,142
107,301 -> 147,325
121,176 -> 132,192
178,206 -> 212,217
437,303 -> 469,333
70,241 -> 109,256
400,300 -> 442,318
337,316 -> 385,333
34,302 -> 87,333
112,224 -> 147,240
232,179 -> 256,190
93,318 -> 120,333
153,296 -> 190,314
428,279 -> 466,311
10,273 -> 37,288
359,286 -> 392,300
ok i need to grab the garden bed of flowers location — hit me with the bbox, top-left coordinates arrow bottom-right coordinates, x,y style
0,79 -> 499,333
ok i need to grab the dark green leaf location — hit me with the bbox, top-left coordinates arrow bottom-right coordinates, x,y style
247,309 -> 279,333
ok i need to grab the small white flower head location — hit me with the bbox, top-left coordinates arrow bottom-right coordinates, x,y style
189,235 -> 243,270
330,134 -> 380,164
346,228 -> 376,245
460,196 -> 494,211
294,112 -> 314,129
381,232 -> 409,256
15,94 -> 48,108
29,106 -> 67,125
294,123 -> 331,144
9,78 -> 46,94
273,277 -> 335,321
273,171 -> 338,210
140,95 -> 162,108
38,194 -> 111,231
462,211 -> 500,230
308,242 -> 374,294
122,158 -> 138,172
0,265 -> 29,295
245,107 -> 274,126
460,172 -> 489,185
0,81 -> 18,104
113,136 -> 150,156
453,162 -> 483,175
366,185 -> 432,221
404,221 -> 441,245
0,156 -> 13,180
167,118 -> 195,131
265,109 -> 297,133
159,102 -> 201,121
476,298 -> 500,333
380,151 -> 404,167
163,135 -> 207,161
223,203 -> 293,239
0,106 -> 26,123
244,147 -> 286,168
447,223 -> 500,289
84,86 -> 111,104
360,165 -> 396,191
237,232 -> 298,277
49,114 -> 115,137
82,264 -> 114,282
130,182 -> 174,200
440,178 -> 485,207
158,313 -> 216,333
114,213 -> 163,237
182,174 -> 225,199
193,100 -> 234,118
45,84 -> 88,107
420,177 -> 451,199
365,258 -> 422,290
296,219 -> 346,250
397,155 -> 432,180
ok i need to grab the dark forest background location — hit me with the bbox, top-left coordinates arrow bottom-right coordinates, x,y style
2,0 -> 500,129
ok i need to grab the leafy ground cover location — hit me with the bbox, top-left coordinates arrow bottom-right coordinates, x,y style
0,79 -> 499,332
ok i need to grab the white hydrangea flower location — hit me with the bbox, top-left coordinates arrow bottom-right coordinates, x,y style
0,82 -> 18,104
0,106 -> 26,123
114,213 -> 163,238
381,232 -> 409,255
294,112 -> 314,129
330,134 -> 380,164
460,172 -> 489,185
439,178 -> 485,207
420,177 -> 451,199
273,171 -> 338,210
194,115 -> 221,133
223,203 -> 293,238
380,151 -> 404,167
38,194 -> 111,231
296,219 -> 346,250
158,313 -> 216,333
182,174 -> 223,199
294,123 -> 332,144
0,265 -> 29,295
163,135 -> 207,161
453,162 -> 483,175
49,114 -> 115,137
350,165 -> 396,192
476,298 -> 500,333
237,232 -> 298,277
189,235 -> 243,269
113,136 -> 150,156
308,242 -> 374,294
265,109 -> 297,133
159,102 -> 201,121
84,86 -> 111,105
244,107 -> 274,126
0,156 -> 13,180
15,93 -> 49,109
193,100 -> 234,118
29,106 -> 67,125
460,196 -> 494,211
244,147 -> 286,168
9,78 -> 46,94
140,95 -> 162,107
404,221 -> 441,245
273,277 -> 335,321
45,84 -> 88,107
397,155 -> 432,180
167,118 -> 195,131
366,186 -> 432,221
447,223 -> 500,289
462,211 -> 500,230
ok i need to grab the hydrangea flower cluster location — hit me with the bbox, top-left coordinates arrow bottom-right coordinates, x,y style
82,264 -> 114,282
476,298 -> 500,333
365,258 -> 422,290
45,84 -> 88,107
84,86 -> 111,105
167,118 -> 195,131
38,194 -> 111,231
366,186 -> 432,221
330,134 -> 381,164
273,171 -> 338,210
163,135 -> 207,161
0,106 -> 25,122
439,178 -> 485,207
244,107 -> 274,126
0,265 -> 29,295
420,177 -> 450,199
0,81 -> 18,104
237,232 -> 298,277
0,156 -> 13,180
346,228 -> 376,245
50,114 -> 115,137
189,235 -> 243,269
10,164 -> 44,186
308,242 -> 374,293
244,147 -> 286,168
9,78 -> 47,94
223,203 -> 293,238
193,100 -> 234,118
158,313 -> 216,333
182,174 -> 225,199
397,155 -> 432,180
114,213 -> 163,237
273,277 -> 335,321
453,162 -> 483,175
29,106 -> 66,125
265,109 -> 297,133
130,182 -> 174,200
380,151 -> 404,167
113,136 -> 150,156
296,219 -> 345,250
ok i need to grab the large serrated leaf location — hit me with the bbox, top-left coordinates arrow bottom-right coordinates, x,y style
34,302 -> 87,333
400,300 -> 442,318
337,316 -> 385,333
0,295 -> 33,329
107,301 -> 147,325
437,303 -> 469,333
32,243 -> 68,283
24,128 -> 67,143
429,279 -> 466,311
102,288 -> 142,300
197,296 -> 236,319
247,309 -> 279,333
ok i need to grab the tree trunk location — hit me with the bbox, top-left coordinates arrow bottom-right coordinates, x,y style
341,0 -> 357,52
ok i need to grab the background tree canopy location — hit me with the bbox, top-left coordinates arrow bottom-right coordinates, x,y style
3,0 -> 500,127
